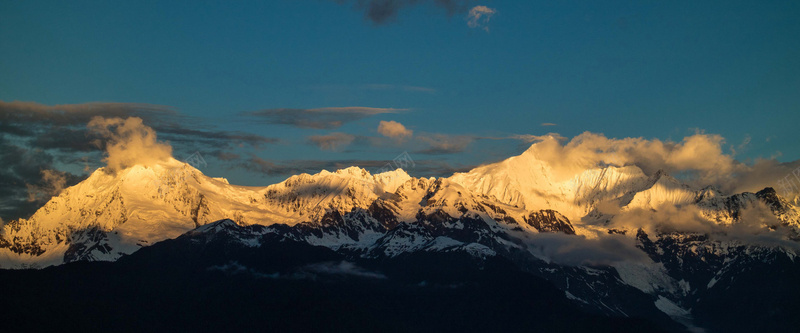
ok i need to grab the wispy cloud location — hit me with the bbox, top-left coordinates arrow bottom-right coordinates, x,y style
541,123 -> 557,127
415,134 -> 475,155
308,83 -> 437,94
0,100 -> 176,127
209,261 -> 386,280
244,107 -> 405,129
525,233 -> 651,266
156,126 -> 279,148
211,150 -> 241,161
300,261 -> 386,279
25,170 -> 68,203
0,134 -> 87,220
308,132 -> 356,151
360,84 -> 437,94
730,134 -> 751,156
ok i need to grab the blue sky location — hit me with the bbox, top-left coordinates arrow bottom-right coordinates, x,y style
2,0 -> 799,190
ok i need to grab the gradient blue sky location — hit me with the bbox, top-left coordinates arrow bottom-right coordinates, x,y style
2,0 -> 799,186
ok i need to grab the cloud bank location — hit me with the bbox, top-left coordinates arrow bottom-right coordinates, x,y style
521,131 -> 796,194
606,201 -> 800,252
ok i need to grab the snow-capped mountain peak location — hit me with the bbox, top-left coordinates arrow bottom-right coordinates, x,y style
2,144 -> 798,278
448,149 -> 661,221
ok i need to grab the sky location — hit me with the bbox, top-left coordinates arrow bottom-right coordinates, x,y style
1,0 -> 800,220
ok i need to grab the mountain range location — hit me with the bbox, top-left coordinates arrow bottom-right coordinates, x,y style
2,141 -> 800,332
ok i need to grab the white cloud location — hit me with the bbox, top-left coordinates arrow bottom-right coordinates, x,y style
520,132 -> 731,186
514,131 -> 800,195
377,120 -> 413,141
467,6 -> 496,31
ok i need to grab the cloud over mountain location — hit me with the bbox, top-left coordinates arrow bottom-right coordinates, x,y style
88,117 -> 174,173
521,131 -> 795,194
0,101 -> 277,220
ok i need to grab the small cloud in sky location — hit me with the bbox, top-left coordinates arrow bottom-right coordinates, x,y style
378,120 -> 413,141
245,107 -> 404,129
308,132 -> 356,151
466,6 -> 496,31
336,0 -> 472,25
541,123 -> 557,126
